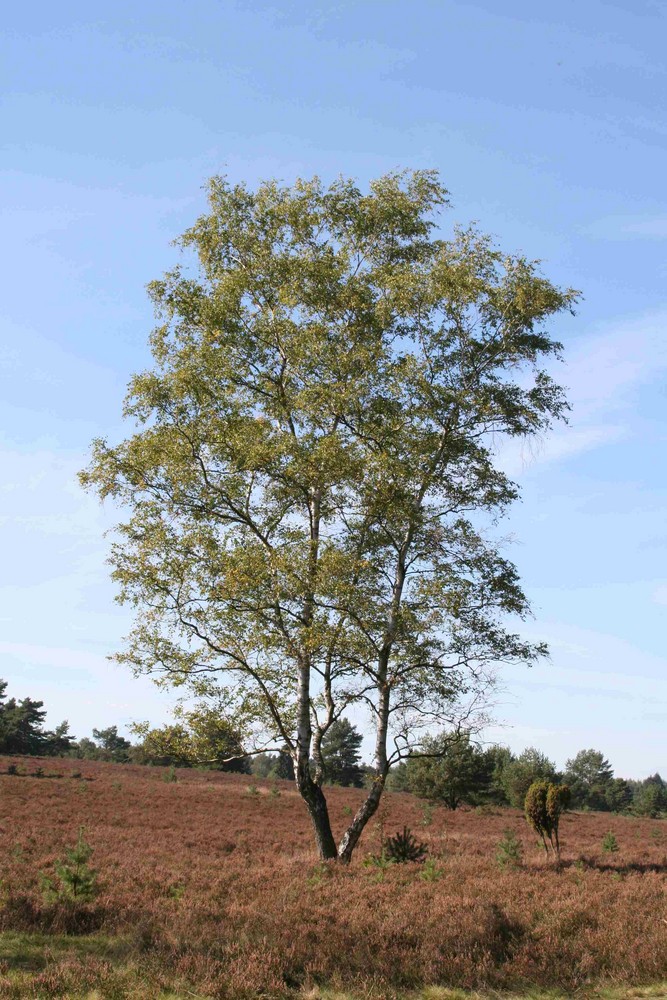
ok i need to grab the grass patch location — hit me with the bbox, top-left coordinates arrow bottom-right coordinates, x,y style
0,931 -> 198,998
0,930 -> 133,970
310,986 -> 667,1000
0,934 -> 666,1000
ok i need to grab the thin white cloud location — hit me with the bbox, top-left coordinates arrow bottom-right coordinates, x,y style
0,641 -> 111,673
564,311 -> 667,417
583,215 -> 667,240
497,308 -> 667,474
483,618 -> 667,775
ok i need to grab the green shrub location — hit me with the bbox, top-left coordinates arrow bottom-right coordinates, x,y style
496,828 -> 523,869
419,857 -> 444,881
524,781 -> 570,858
41,828 -> 98,903
384,826 -> 427,863
602,831 -> 619,853
420,802 -> 434,826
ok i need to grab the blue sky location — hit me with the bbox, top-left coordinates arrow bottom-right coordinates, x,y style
1,0 -> 666,777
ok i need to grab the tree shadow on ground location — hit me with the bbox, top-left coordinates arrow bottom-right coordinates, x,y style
563,856 -> 667,875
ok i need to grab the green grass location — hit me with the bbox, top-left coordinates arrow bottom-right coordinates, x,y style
311,987 -> 667,1000
0,930 -> 133,969
0,931 -> 196,998
1,932 -> 666,999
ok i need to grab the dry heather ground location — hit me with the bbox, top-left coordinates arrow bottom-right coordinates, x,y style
1,756 -> 666,999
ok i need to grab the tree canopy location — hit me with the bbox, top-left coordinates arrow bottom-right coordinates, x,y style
133,705 -> 250,772
321,718 -> 364,787
499,746 -> 557,808
406,731 -> 491,809
0,679 -> 75,757
81,169 -> 579,860
565,748 -> 614,810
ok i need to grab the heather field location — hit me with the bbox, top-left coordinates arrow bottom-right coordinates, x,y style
1,758 -> 666,999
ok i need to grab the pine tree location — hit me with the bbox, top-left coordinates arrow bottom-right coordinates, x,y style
321,719 -> 364,787
42,828 -> 98,903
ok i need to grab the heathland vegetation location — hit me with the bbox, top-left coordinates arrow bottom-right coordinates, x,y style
1,756 -> 666,998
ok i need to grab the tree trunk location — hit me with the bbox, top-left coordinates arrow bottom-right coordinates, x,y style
294,760 -> 338,860
336,679 -> 391,863
336,774 -> 386,863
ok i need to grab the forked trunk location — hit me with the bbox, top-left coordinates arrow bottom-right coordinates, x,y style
294,754 -> 338,860
336,774 -> 386,864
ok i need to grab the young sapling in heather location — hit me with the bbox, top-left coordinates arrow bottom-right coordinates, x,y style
41,827 -> 98,903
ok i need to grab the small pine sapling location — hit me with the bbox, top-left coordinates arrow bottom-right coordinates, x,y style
496,828 -> 523,869
269,781 -> 281,799
602,831 -> 619,853
420,802 -> 434,827
384,826 -> 428,863
420,857 -> 444,882
42,828 -> 98,903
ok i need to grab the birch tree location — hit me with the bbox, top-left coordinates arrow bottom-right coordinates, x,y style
81,170 -> 578,861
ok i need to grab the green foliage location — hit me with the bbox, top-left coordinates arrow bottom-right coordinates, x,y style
250,748 -> 295,780
502,748 -> 557,808
495,828 -> 523,869
524,781 -> 570,859
407,732 -> 490,809
90,726 -> 132,763
41,828 -> 98,903
420,801 -> 435,826
605,777 -> 633,813
478,745 -> 515,805
602,831 -> 619,853
133,705 -> 250,772
362,850 -> 394,876
565,748 -> 614,810
321,718 -> 364,787
419,857 -> 444,881
168,882 -> 186,900
272,749 -> 295,781
80,169 -> 578,860
307,861 -> 335,886
384,826 -> 428,863
163,765 -> 178,783
249,752 -> 274,778
385,761 -> 410,792
632,776 -> 667,817
0,679 -> 75,758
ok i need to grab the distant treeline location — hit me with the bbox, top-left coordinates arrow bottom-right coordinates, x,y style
1,679 -> 664,816
388,734 -> 667,818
